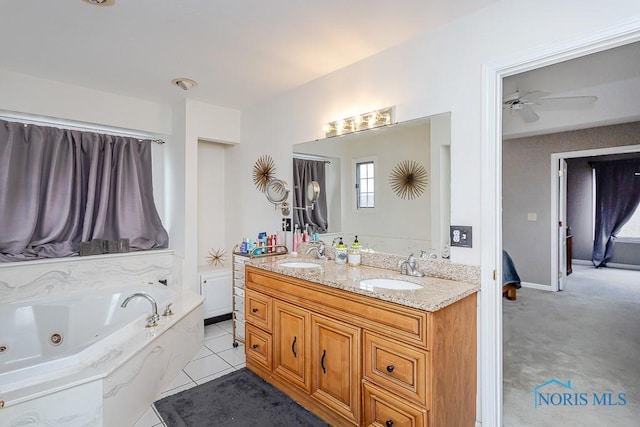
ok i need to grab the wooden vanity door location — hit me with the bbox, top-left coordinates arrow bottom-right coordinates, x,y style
310,313 -> 361,425
274,300 -> 310,392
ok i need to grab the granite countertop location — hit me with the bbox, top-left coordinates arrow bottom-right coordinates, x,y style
246,254 -> 479,312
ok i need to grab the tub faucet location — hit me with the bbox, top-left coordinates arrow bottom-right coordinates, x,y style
121,293 -> 160,328
397,253 -> 425,277
306,241 -> 327,260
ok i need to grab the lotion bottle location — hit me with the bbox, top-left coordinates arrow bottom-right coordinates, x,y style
348,235 -> 361,266
335,237 -> 347,264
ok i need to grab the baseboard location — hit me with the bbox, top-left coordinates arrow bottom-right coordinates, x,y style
204,312 -> 232,325
572,259 -> 640,270
606,262 -> 640,271
521,281 -> 554,291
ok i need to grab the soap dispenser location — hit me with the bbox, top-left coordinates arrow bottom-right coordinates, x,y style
335,237 -> 347,265
348,236 -> 361,267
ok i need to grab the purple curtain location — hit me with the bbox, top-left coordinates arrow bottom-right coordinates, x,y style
292,158 -> 328,234
591,159 -> 640,267
0,119 -> 168,262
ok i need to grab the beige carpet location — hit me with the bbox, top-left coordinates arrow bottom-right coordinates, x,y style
503,264 -> 640,426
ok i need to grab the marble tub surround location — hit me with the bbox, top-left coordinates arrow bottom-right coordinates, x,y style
0,249 -> 202,427
246,253 -> 478,312
297,241 -> 480,285
0,291 -> 203,427
0,249 -> 177,304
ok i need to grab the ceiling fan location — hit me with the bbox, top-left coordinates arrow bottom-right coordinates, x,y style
503,90 -> 598,122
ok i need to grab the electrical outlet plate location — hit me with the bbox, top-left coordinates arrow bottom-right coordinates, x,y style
450,225 -> 472,248
282,218 -> 292,232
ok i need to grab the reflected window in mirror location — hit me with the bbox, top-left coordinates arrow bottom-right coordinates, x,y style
292,158 -> 329,234
356,160 -> 375,209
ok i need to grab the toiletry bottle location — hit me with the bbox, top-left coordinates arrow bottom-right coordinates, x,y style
292,225 -> 299,254
335,237 -> 347,264
248,238 -> 256,255
276,232 -> 283,253
348,235 -> 361,266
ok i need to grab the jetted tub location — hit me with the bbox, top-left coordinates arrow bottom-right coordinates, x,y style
0,283 -> 203,427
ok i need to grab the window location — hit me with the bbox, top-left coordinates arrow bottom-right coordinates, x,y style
617,204 -> 640,239
356,161 -> 375,208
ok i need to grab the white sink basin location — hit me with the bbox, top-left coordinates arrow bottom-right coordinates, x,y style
360,278 -> 423,290
279,262 -> 321,269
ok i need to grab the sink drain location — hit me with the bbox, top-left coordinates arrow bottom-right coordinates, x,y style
0,345 -> 7,353
50,333 -> 63,346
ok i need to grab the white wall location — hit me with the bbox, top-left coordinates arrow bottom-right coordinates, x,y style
234,0 -> 640,267
198,140 -> 228,266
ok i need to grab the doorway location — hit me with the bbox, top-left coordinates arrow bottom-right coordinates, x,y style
480,18 -> 640,426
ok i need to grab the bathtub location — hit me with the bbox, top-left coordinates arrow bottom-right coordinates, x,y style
0,283 -> 203,427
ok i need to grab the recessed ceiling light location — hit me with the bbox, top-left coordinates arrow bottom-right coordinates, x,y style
171,78 -> 198,91
82,0 -> 115,6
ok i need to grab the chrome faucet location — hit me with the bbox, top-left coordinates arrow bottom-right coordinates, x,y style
397,253 -> 425,277
306,241 -> 327,260
121,292 -> 160,328
420,250 -> 438,260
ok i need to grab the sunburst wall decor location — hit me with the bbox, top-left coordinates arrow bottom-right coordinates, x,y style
389,160 -> 428,200
206,248 -> 227,267
252,155 -> 276,192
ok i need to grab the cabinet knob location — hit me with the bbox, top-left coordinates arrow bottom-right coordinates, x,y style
385,420 -> 393,427
252,344 -> 259,349
252,308 -> 258,313
386,365 -> 394,373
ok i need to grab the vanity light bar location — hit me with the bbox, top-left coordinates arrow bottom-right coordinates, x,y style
323,107 -> 395,138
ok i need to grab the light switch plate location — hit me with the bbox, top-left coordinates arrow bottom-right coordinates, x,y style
450,225 -> 472,248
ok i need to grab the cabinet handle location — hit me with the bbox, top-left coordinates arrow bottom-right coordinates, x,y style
321,349 -> 327,374
252,308 -> 258,313
291,336 -> 297,358
385,420 -> 393,427
252,344 -> 259,349
386,365 -> 395,373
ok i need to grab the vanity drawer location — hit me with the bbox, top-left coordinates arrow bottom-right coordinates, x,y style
363,381 -> 427,427
245,323 -> 272,370
364,331 -> 428,407
245,289 -> 273,332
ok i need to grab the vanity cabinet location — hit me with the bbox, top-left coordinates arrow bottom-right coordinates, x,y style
273,300 -> 310,392
244,266 -> 477,427
310,313 -> 361,425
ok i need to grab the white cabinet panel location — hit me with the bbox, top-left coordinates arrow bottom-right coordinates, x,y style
200,269 -> 232,319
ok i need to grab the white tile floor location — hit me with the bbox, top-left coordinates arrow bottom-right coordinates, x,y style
133,320 -> 245,427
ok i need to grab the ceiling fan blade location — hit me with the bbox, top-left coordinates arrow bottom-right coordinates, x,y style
518,104 -> 539,122
534,95 -> 598,107
517,90 -> 551,103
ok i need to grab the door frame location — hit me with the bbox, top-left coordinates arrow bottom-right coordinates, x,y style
480,17 -> 640,427
549,144 -> 640,291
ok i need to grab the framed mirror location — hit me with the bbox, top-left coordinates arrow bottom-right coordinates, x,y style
292,113 -> 451,256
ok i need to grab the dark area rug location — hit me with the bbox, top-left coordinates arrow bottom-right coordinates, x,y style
154,368 -> 330,427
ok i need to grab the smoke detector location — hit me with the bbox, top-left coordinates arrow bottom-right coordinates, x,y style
171,78 -> 198,91
82,0 -> 115,6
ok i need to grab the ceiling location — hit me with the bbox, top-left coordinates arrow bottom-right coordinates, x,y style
0,0 -> 498,110
503,41 -> 640,139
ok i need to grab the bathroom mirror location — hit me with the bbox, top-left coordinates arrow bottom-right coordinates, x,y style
292,113 -> 451,256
